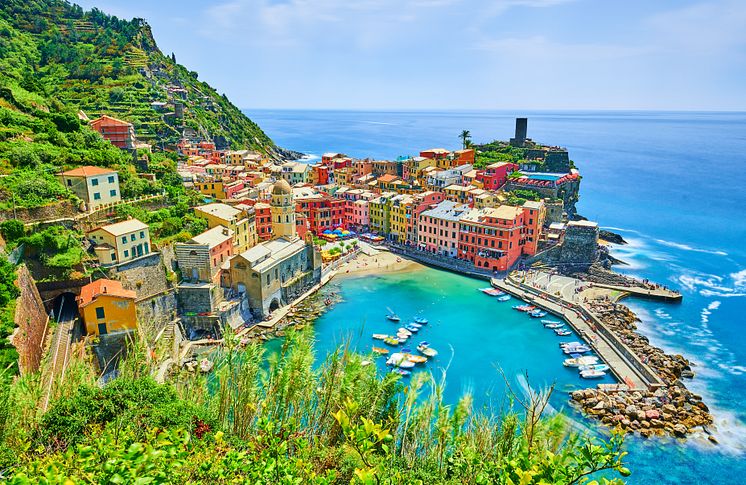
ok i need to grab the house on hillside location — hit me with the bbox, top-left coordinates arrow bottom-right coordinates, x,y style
59,166 -> 121,209
87,219 -> 151,266
77,279 -> 137,335
90,115 -> 136,149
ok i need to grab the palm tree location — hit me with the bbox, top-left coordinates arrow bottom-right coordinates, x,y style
459,130 -> 472,149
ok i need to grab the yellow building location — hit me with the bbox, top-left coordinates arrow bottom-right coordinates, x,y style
270,179 -> 297,239
369,194 -> 392,235
389,194 -> 412,243
194,203 -> 257,253
195,180 -> 227,200
87,219 -> 151,266
78,279 -> 137,335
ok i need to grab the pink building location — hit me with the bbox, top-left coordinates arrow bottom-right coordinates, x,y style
417,200 -> 469,256
349,199 -> 370,229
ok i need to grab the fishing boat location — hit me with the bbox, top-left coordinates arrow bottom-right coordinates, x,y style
578,363 -> 610,373
386,307 -> 401,322
397,327 -> 412,337
555,329 -> 572,336
391,368 -> 411,376
559,341 -> 583,348
405,354 -> 428,364
513,305 -> 535,312
372,347 -> 389,355
544,323 -> 565,329
404,324 -> 420,333
408,322 -> 422,329
561,342 -> 590,350
563,356 -> 599,367
529,311 -> 547,318
383,336 -> 399,346
414,317 -> 428,325
396,333 -> 409,342
387,353 -> 416,368
417,344 -> 438,357
580,369 -> 606,379
480,288 -> 504,296
563,347 -> 591,355
497,295 -> 511,302
401,347 -> 412,353
541,319 -> 560,325
372,333 -> 388,340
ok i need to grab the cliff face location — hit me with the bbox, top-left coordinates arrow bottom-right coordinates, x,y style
0,0 -> 281,154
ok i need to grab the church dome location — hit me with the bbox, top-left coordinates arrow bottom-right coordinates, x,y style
272,179 -> 292,196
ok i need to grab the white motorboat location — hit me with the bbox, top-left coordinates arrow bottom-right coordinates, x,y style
580,369 -> 606,379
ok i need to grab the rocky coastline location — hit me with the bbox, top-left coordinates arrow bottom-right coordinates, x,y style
571,299 -> 715,440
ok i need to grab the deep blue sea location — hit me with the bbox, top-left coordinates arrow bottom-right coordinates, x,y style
246,109 -> 746,483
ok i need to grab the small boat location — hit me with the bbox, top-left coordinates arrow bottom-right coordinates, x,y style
497,295 -> 511,302
541,319 -> 560,325
414,317 -> 428,325
480,288 -> 504,296
529,311 -> 547,318
563,356 -> 600,367
401,347 -> 412,353
408,322 -> 422,329
383,337 -> 399,346
513,305 -> 535,312
386,307 -> 401,322
563,347 -> 591,355
419,341 -> 431,348
578,363 -> 610,372
545,323 -> 565,329
555,330 -> 572,336
561,343 -> 590,351
387,353 -> 416,368
396,333 -> 409,342
372,333 -> 388,340
372,347 -> 389,355
391,368 -> 411,376
404,324 -> 420,333
397,328 -> 412,337
417,345 -> 438,357
404,353 -> 427,363
580,369 -> 606,379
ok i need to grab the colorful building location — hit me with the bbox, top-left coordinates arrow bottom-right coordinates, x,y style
369,194 -> 393,235
59,166 -> 121,209
476,162 -> 518,190
389,194 -> 413,243
296,195 -> 346,235
458,205 -> 532,272
90,115 -> 136,149
87,219 -> 151,266
254,202 -> 273,240
175,225 -> 234,283
194,203 -> 257,253
417,200 -> 469,256
77,279 -> 137,335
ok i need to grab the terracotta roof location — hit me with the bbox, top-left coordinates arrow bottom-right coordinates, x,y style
90,115 -> 133,127
377,174 -> 400,183
78,279 -> 136,307
62,166 -> 117,177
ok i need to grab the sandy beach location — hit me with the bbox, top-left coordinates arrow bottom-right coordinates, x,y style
337,249 -> 423,276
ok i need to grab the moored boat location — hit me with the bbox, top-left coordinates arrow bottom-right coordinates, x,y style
397,327 -> 412,337
580,369 -> 606,379
372,346 -> 389,355
383,336 -> 399,346
555,329 -> 572,336
404,324 -> 419,333
541,319 -> 560,325
417,344 -> 438,357
386,307 -> 401,322
372,333 -> 388,340
480,288 -> 504,296
529,310 -> 547,318
391,368 -> 411,376
578,363 -> 610,372
545,323 -> 565,329
563,356 -> 599,367
405,354 -> 428,364
497,295 -> 511,302
414,317 -> 428,324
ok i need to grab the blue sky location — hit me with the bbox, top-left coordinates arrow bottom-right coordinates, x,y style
75,0 -> 746,110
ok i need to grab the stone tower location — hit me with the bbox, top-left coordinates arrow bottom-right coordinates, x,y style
270,179 -> 297,240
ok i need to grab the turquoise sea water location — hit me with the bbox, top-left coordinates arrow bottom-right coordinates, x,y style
246,109 -> 746,483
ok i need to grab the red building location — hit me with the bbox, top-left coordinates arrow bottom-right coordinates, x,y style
312,164 -> 330,185
476,162 -> 518,190
254,202 -> 273,240
90,115 -> 136,149
296,196 -> 346,235
458,205 -> 531,272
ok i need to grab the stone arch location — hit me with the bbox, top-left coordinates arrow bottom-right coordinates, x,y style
51,292 -> 79,322
269,298 -> 280,312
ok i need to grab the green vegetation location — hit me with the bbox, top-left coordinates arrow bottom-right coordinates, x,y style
474,142 -> 528,170
0,0 -> 277,211
115,190 -> 207,243
459,129 -> 472,149
0,331 -> 630,483
0,257 -> 19,374
2,220 -> 86,280
506,189 -> 543,206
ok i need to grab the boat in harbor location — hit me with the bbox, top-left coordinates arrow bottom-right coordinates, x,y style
372,333 -> 388,340
563,356 -> 599,367
479,288 -> 504,296
555,329 -> 572,336
397,327 -> 412,337
529,310 -> 547,318
580,369 -> 607,379
384,336 -> 400,346
513,305 -> 536,312
404,324 -> 420,333
387,353 -> 416,368
396,333 -> 409,342
405,354 -> 427,363
414,316 -> 428,325
578,363 -> 610,372
386,307 -> 401,322
541,319 -> 560,325
391,368 -> 411,376
497,295 -> 511,302
544,322 -> 565,329
372,346 -> 389,355
408,322 -> 422,329
417,343 -> 438,357
563,346 -> 591,354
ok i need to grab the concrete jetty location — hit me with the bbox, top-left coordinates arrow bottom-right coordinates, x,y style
492,275 -> 665,390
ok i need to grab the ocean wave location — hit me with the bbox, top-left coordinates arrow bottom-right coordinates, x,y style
653,238 -> 728,256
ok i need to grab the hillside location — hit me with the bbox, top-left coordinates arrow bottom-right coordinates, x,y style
0,0 -> 291,212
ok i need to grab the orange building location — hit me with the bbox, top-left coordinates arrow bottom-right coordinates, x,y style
458,205 -> 533,272
77,279 -> 137,335
90,115 -> 136,149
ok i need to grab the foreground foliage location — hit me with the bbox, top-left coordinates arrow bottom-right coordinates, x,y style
0,331 -> 629,483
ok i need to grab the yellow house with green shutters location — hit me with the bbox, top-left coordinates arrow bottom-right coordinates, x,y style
77,279 -> 137,335
368,193 -> 393,235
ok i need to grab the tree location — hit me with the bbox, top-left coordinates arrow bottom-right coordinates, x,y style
459,129 -> 472,149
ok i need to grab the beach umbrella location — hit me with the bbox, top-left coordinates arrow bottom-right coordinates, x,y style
323,229 -> 332,234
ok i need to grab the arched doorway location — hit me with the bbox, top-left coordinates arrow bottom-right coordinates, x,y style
269,298 -> 280,312
51,292 -> 79,323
